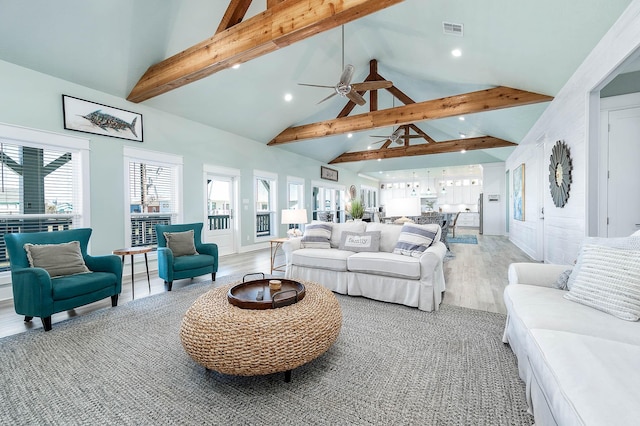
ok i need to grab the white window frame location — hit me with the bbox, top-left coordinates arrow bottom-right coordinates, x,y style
0,123 -> 90,291
254,170 -> 277,242
123,146 -> 183,248
286,175 -> 305,210
311,180 -> 346,223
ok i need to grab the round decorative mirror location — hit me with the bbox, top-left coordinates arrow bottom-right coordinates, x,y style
549,140 -> 572,207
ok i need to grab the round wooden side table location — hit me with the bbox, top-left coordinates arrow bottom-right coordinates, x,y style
112,246 -> 152,299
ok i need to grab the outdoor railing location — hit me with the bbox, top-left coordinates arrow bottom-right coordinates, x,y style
256,213 -> 271,237
0,214 -> 75,272
208,214 -> 230,231
130,214 -> 172,247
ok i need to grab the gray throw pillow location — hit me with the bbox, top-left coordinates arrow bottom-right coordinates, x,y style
339,231 -> 381,252
300,223 -> 332,249
392,223 -> 440,257
553,269 -> 573,290
164,230 -> 198,257
24,241 -> 90,278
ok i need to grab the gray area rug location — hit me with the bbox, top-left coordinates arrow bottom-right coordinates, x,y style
0,275 -> 532,425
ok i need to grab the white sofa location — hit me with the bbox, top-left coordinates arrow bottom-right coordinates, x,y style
283,221 -> 447,311
503,262 -> 640,426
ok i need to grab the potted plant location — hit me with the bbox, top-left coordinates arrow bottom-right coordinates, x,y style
349,199 -> 365,220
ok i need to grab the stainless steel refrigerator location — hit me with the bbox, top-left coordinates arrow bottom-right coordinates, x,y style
478,193 -> 483,235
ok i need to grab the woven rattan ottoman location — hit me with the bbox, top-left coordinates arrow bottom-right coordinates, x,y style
180,280 -> 342,381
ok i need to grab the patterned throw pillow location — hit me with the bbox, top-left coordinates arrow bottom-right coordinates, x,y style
564,236 -> 640,321
300,223 -> 332,249
24,241 -> 90,277
552,269 -> 573,290
339,231 -> 381,252
392,223 -> 440,257
164,230 -> 198,257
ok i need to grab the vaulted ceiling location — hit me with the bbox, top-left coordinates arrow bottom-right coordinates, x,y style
0,0 -> 633,179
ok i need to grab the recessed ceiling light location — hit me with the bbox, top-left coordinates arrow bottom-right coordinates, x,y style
232,63 -> 240,69
367,146 -> 372,150
459,132 -> 466,138
377,159 -> 381,162
458,116 -> 465,121
347,133 -> 353,138
284,93 -> 293,102
461,149 -> 466,154
451,49 -> 462,57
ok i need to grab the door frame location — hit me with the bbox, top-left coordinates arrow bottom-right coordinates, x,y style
203,164 -> 240,256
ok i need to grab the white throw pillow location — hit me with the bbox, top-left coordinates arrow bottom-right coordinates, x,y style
24,241 -> 90,278
564,236 -> 640,321
339,231 -> 381,252
300,223 -> 332,249
392,223 -> 440,258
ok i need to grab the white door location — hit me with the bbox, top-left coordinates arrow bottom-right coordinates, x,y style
608,106 -> 640,237
204,175 -> 237,255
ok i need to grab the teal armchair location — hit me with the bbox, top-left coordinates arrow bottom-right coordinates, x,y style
155,223 -> 218,291
4,228 -> 122,331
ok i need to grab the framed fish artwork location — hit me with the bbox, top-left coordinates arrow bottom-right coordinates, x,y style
62,95 -> 143,142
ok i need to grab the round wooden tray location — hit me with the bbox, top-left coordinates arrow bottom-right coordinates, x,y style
227,278 -> 306,310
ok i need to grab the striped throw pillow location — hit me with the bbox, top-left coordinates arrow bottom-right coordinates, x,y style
564,237 -> 640,321
392,223 -> 440,257
300,223 -> 332,249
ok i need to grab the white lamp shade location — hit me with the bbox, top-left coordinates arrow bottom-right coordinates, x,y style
281,208 -> 308,225
385,198 -> 421,217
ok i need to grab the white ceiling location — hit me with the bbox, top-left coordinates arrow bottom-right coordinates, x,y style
0,0 -> 634,179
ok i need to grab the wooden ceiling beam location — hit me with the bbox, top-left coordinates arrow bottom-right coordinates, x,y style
409,124 -> 435,143
330,136 -> 516,164
127,0 -> 405,103
216,0 -> 254,34
268,86 -> 552,145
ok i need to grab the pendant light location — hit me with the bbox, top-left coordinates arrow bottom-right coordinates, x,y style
410,172 -> 417,196
426,170 -> 432,195
441,170 -> 447,194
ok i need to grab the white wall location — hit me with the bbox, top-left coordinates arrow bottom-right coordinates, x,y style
505,0 -> 640,264
480,163 -> 505,236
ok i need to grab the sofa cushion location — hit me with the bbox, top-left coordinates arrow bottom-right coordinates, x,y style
504,284 -> 640,346
565,236 -> 640,321
24,241 -> 90,278
52,271 -> 116,300
173,254 -> 216,272
164,230 -> 198,257
392,224 -> 440,257
300,223 -> 332,249
527,329 -> 640,426
365,223 -> 404,253
339,231 -> 381,253
348,252 -> 421,279
291,248 -> 352,272
330,221 -> 367,248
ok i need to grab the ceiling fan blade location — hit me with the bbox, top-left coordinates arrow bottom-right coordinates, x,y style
298,83 -> 335,88
371,138 -> 390,144
346,90 -> 366,106
317,92 -> 337,104
339,64 -> 355,85
350,80 -> 393,91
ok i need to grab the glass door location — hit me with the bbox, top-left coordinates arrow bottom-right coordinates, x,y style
205,174 -> 236,255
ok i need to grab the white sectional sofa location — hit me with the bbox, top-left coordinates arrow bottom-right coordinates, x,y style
283,221 -> 447,311
504,260 -> 640,425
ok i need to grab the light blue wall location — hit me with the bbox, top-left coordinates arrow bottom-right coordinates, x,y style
0,59 -> 372,255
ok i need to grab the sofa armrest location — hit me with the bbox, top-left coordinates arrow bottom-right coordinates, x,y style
419,241 -> 446,277
507,262 -> 573,287
156,247 -> 175,282
11,267 -> 54,316
196,242 -> 218,259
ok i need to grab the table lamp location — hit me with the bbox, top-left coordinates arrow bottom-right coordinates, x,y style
385,198 -> 421,224
281,208 -> 308,237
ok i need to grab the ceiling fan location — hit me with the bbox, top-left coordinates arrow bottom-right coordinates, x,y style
370,126 -> 423,145
298,26 -> 392,106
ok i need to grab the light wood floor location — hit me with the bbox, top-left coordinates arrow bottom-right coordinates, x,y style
0,228 -> 533,338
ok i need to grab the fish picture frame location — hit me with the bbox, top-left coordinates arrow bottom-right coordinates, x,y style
62,95 -> 143,142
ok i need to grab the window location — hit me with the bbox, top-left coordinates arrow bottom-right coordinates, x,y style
287,176 -> 304,210
254,170 -> 277,239
312,181 -> 345,223
124,147 -> 182,248
361,185 -> 378,210
0,123 -> 90,273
